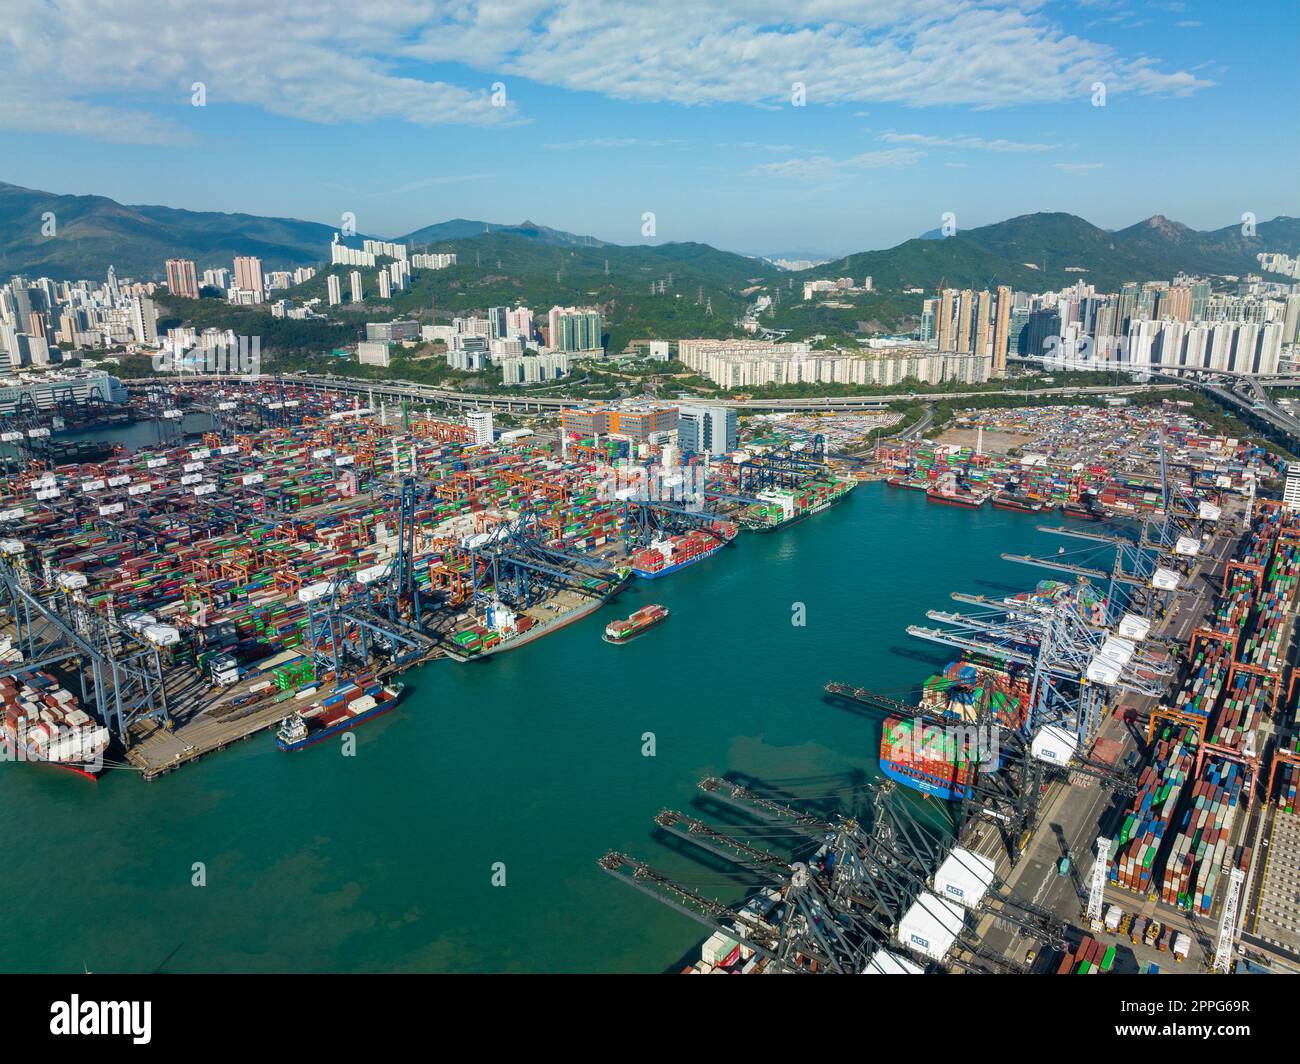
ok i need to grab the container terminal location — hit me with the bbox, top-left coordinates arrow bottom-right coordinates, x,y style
0,377 -> 848,780
2,375 -> 1298,975
602,421 -> 1300,975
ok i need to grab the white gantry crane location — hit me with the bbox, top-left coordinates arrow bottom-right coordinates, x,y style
1212,867 -> 1246,973
1087,835 -> 1110,925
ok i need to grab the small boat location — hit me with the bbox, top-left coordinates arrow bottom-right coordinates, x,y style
603,604 -> 670,644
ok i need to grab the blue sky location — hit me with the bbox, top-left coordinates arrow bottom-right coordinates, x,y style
1,0 -> 1295,258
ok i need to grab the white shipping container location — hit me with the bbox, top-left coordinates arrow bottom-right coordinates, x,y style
355,564 -> 390,585
143,625 -> 181,647
297,581 -> 332,604
701,932 -> 740,966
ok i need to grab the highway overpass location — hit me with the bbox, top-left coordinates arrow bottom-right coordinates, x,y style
124,372 -> 1178,415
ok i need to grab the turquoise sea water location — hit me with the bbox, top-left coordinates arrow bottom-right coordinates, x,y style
0,482 -> 1076,973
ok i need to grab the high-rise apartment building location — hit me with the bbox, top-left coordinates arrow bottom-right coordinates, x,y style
547,307 -> 603,353
166,258 -> 200,300
232,256 -> 264,303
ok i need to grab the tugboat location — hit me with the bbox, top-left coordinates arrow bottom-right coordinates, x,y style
276,680 -> 405,751
603,604 -> 670,644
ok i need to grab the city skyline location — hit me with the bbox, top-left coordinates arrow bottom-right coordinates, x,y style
1,1 -> 1296,258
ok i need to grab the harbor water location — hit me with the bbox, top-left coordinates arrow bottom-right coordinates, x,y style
0,482 -> 1085,973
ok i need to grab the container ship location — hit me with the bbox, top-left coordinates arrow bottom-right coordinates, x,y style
879,658 -> 1027,801
741,476 -> 855,532
885,475 -> 929,491
276,678 -> 404,751
925,485 -> 988,509
992,490 -> 1044,513
0,669 -> 110,780
448,568 -> 631,658
631,521 -> 737,580
604,604 -> 669,644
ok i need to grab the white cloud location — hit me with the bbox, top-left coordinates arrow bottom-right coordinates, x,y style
544,137 -> 686,149
0,0 -> 1213,144
1054,162 -> 1105,172
879,132 -> 1056,152
752,148 -> 923,181
0,0 -> 518,144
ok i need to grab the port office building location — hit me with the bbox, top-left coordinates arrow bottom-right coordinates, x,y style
0,369 -> 127,414
677,405 -> 738,457
561,404 -> 678,442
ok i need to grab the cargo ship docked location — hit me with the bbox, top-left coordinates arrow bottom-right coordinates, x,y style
276,679 -> 404,751
603,604 -> 669,644
631,522 -> 737,580
925,485 -> 988,509
992,490 -> 1044,513
740,476 -> 855,532
878,658 -> 1026,801
885,475 -> 929,491
1062,492 -> 1105,521
0,668 -> 110,780
447,567 -> 632,658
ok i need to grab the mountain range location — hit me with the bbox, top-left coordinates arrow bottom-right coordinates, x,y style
809,212 -> 1300,292
1,180 -> 1296,297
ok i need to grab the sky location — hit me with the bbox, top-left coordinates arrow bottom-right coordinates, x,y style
1,0 -> 1296,259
